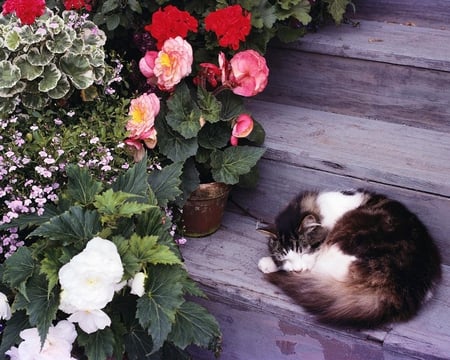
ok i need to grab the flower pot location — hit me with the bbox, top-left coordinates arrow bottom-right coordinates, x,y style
182,182 -> 231,237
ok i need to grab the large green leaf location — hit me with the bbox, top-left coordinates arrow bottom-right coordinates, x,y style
4,29 -> 20,51
0,60 -> 21,88
59,52 -> 94,89
198,121 -> 230,150
197,86 -> 222,124
136,266 -> 185,353
3,247 -> 35,288
27,45 -> 53,66
39,247 -> 63,294
128,234 -> 181,266
0,310 -> 29,358
210,146 -> 266,185
148,162 -> 183,207
66,165 -> 103,205
166,82 -> 202,139
47,73 -> 71,99
155,117 -> 198,163
14,54 -> 44,81
77,328 -> 115,360
26,273 -> 60,345
112,158 -> 148,196
123,327 -> 154,360
46,30 -> 72,53
38,63 -> 62,92
29,206 -> 102,245
324,0 -> 353,23
169,301 -> 221,351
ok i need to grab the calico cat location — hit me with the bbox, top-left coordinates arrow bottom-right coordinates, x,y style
258,190 -> 442,328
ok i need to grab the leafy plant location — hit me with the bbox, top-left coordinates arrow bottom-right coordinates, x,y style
0,160 -> 221,359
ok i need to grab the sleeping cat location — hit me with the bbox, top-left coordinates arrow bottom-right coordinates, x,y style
258,189 -> 442,328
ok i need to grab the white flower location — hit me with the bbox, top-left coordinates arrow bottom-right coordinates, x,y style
128,272 -> 147,297
6,320 -> 77,360
58,237 -> 124,331
0,292 -> 11,320
68,309 -> 111,334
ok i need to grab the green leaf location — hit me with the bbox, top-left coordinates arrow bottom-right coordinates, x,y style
0,310 -> 30,357
112,158 -> 149,196
124,327 -> 154,360
136,266 -> 185,353
14,54 -> 44,81
166,82 -> 202,139
102,0 -> 120,13
0,60 -> 21,88
27,45 -> 53,66
198,121 -> 230,150
324,0 -> 352,23
40,247 -> 63,294
3,247 -> 35,288
197,87 -> 222,124
46,29 -> 73,53
148,162 -> 183,207
29,206 -> 102,245
38,63 -> 62,92
26,273 -> 59,344
210,146 -> 266,185
47,73 -> 71,99
106,14 -> 121,31
127,0 -> 143,13
59,52 -> 94,89
217,91 -> 244,122
4,29 -> 20,51
169,301 -> 221,350
78,328 -> 115,360
129,234 -> 181,266
155,116 -> 198,163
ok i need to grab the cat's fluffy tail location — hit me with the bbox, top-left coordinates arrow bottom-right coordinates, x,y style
265,271 -> 400,328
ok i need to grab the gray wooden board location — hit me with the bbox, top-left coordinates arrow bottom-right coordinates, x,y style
349,0 -> 450,30
181,210 -> 450,359
232,159 -> 450,265
246,100 -> 450,198
187,298 -> 413,360
278,20 -> 450,71
257,49 -> 450,132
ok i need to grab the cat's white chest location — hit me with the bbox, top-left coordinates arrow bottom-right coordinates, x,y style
317,191 -> 366,228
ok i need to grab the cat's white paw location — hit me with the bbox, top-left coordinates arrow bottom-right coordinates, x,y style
258,256 -> 278,273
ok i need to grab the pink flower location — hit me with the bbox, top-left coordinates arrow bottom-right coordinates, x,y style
153,36 -> 193,91
139,51 -> 158,85
230,114 -> 254,146
126,93 -> 159,154
229,50 -> 269,97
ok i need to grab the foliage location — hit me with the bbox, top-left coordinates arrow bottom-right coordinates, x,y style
0,160 -> 221,359
0,8 -> 108,116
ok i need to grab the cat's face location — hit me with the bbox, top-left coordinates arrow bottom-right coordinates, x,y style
260,214 -> 328,260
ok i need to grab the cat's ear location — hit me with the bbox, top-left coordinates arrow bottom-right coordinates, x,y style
299,214 -> 321,232
257,223 -> 278,239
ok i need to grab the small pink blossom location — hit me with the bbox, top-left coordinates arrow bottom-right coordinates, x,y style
228,50 -> 269,97
126,93 -> 159,149
153,36 -> 193,91
230,114 -> 254,146
139,51 -> 158,85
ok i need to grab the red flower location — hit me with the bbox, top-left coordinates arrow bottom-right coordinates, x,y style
144,5 -> 198,50
63,0 -> 92,11
205,5 -> 252,50
2,0 -> 45,25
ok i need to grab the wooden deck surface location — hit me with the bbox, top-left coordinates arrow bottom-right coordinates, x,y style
182,210 -> 450,359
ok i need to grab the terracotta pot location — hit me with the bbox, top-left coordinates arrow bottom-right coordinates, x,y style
182,182 -> 231,237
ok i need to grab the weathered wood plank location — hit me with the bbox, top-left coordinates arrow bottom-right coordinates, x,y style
350,0 -> 450,30
181,210 -> 450,359
246,100 -> 450,197
232,158 -> 450,265
257,48 -> 450,132
278,20 -> 450,71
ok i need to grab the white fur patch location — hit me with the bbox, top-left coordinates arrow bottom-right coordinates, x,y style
312,244 -> 357,282
281,250 -> 318,272
317,191 -> 366,228
258,256 -> 278,274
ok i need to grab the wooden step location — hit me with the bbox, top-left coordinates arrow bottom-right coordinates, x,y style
239,100 -> 450,265
183,210 -> 450,359
349,0 -> 450,30
260,20 -> 450,131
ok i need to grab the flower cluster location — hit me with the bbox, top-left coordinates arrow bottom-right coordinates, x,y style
1,0 -> 45,24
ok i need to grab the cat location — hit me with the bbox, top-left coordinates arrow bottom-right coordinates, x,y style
257,189 -> 442,328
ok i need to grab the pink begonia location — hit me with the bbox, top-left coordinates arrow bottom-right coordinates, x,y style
139,50 -> 158,85
228,50 -> 269,97
126,93 -> 159,150
6,320 -> 77,360
153,36 -> 193,91
230,114 -> 254,146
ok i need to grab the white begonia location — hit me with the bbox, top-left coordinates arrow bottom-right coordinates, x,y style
6,320 -> 77,360
128,272 -> 147,297
68,309 -> 111,334
58,237 -> 124,332
0,292 -> 12,320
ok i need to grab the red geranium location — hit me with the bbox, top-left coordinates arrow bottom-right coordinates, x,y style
144,5 -> 198,50
63,0 -> 92,11
2,0 -> 46,25
205,5 -> 252,50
